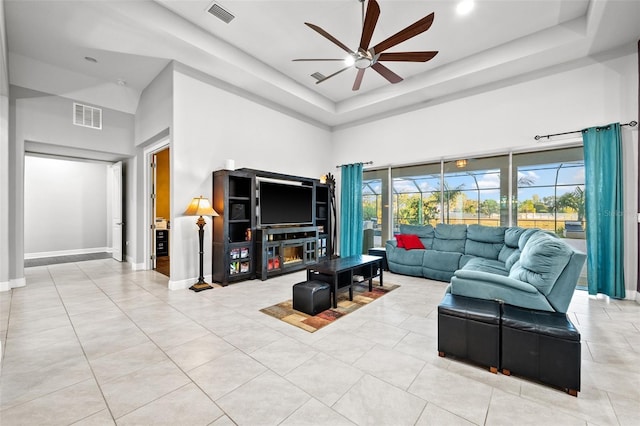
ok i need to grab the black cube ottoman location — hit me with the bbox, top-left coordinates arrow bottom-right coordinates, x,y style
293,280 -> 331,316
501,304 -> 581,396
438,293 -> 501,373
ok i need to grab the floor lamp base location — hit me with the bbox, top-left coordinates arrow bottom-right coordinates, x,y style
189,282 -> 213,292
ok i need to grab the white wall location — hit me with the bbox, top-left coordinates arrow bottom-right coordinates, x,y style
12,86 -> 134,156
169,68 -> 333,288
332,51 -> 639,296
23,155 -> 108,257
132,63 -> 174,269
8,85 -> 135,287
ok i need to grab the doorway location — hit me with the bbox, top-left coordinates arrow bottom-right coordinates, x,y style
152,147 -> 170,277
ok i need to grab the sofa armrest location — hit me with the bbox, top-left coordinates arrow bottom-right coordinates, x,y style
453,269 -> 538,294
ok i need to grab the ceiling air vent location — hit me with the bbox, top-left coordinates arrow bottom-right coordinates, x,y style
73,103 -> 102,130
207,2 -> 235,24
311,72 -> 325,82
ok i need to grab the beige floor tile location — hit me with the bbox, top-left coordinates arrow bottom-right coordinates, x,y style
3,263 -> 638,426
285,352 -> 364,406
1,355 -> 93,410
415,402 -> 476,426
217,370 -> 310,425
355,344 -> 425,390
485,388 -> 586,425
408,363 -> 492,425
251,335 -> 318,375
165,332 -> 236,371
117,383 -> 223,425
71,409 -> 116,425
145,320 -> 211,350
0,379 -> 106,425
188,349 -> 267,400
353,319 -> 409,348
100,359 -> 190,419
312,330 -> 376,364
281,398 -> 356,426
89,340 -> 169,384
333,374 -> 426,426
222,325 -> 285,353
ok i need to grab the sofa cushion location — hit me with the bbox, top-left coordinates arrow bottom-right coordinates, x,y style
400,234 -> 425,250
399,224 -> 434,249
461,257 -> 509,276
433,224 -> 467,253
504,227 -> 528,248
464,225 -> 505,260
518,228 -> 541,250
508,233 -> 573,295
505,250 -> 521,270
387,245 -> 425,266
399,224 -> 434,238
423,250 -> 462,272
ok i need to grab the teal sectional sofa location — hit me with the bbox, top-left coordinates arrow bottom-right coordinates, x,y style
385,224 -> 586,313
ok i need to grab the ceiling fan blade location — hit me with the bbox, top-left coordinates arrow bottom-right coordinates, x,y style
371,62 -> 403,84
316,66 -> 352,84
372,13 -> 435,54
293,59 -> 346,62
305,23 -> 354,54
359,0 -> 380,51
378,51 -> 438,62
352,69 -> 366,91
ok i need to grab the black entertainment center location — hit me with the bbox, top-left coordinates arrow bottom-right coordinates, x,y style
212,168 -> 332,285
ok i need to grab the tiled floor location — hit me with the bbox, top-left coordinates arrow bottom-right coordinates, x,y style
1,259 -> 639,425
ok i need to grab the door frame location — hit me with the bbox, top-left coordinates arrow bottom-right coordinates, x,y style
143,138 -> 170,271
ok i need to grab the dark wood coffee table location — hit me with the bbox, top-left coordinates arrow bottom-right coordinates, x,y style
306,254 -> 383,308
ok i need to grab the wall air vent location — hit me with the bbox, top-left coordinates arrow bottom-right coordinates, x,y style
73,103 -> 102,130
207,2 -> 235,24
311,72 -> 325,81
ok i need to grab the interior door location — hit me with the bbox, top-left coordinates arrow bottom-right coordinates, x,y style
111,161 -> 124,261
151,154 -> 157,270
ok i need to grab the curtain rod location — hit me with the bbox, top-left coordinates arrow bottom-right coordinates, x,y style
534,121 -> 637,141
335,161 -> 373,169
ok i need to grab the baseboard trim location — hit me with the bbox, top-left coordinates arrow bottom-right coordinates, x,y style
25,247 -> 110,260
0,280 -> 9,292
10,277 -> 26,288
168,274 -> 213,291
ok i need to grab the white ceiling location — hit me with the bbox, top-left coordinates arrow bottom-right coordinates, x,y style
4,0 -> 640,128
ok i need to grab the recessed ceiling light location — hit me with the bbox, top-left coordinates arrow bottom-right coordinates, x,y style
84,56 -> 98,63
456,0 -> 475,15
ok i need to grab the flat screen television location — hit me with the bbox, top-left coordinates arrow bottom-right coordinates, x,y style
259,180 -> 313,226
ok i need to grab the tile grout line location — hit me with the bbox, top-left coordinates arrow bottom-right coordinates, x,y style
74,262 -> 234,423
48,262 -> 119,423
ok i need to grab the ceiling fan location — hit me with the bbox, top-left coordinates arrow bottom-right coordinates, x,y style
293,0 -> 438,91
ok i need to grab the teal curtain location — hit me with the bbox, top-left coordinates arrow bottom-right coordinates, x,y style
340,163 -> 363,257
583,123 -> 625,298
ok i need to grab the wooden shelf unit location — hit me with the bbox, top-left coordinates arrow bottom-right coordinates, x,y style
212,168 -> 332,285
212,169 -> 256,285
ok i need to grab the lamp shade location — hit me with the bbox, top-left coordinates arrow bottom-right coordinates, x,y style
184,196 -> 219,217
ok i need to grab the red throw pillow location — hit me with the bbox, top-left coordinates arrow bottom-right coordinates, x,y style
395,234 -> 405,248
401,234 -> 425,250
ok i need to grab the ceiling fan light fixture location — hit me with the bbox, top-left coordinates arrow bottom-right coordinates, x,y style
354,57 -> 371,69
456,0 -> 475,15
344,56 -> 355,67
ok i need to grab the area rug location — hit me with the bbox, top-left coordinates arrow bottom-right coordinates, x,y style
260,282 -> 400,333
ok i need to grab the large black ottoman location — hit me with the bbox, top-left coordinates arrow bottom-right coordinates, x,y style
293,280 -> 331,316
501,304 -> 581,396
438,293 -> 501,373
